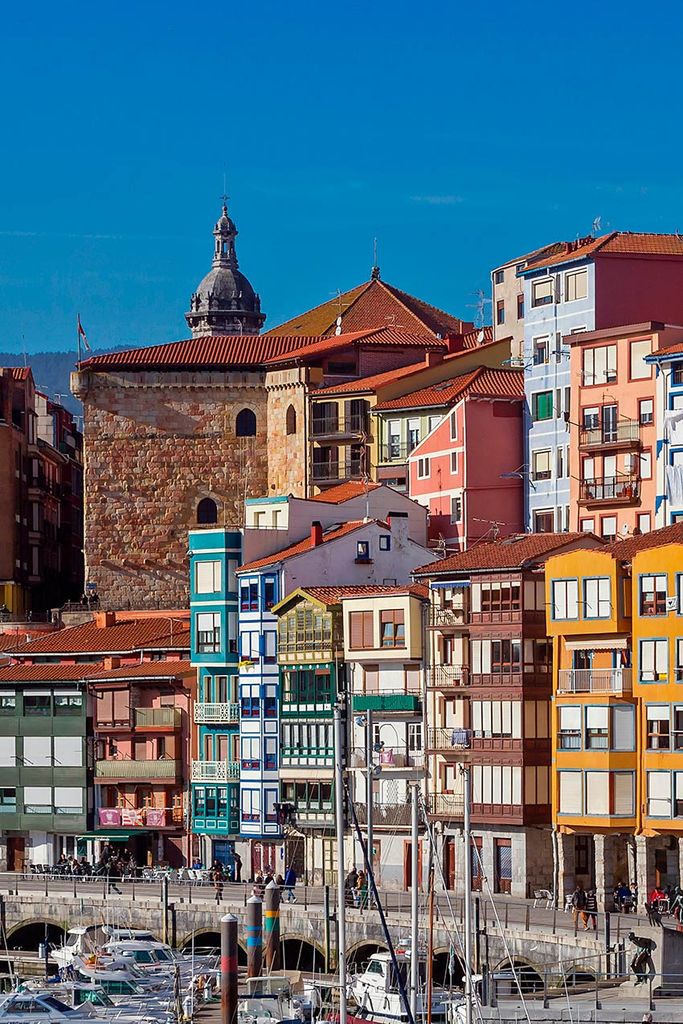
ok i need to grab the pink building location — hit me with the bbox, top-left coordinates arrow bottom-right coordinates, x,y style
401,368 -> 525,551
568,322 -> 683,538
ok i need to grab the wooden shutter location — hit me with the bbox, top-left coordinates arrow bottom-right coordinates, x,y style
97,690 -> 114,726
113,689 -> 130,725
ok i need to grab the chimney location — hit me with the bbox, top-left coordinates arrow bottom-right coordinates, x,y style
446,332 -> 465,354
426,350 -> 444,367
95,611 -> 116,629
310,521 -> 323,547
387,511 -> 409,544
103,656 -> 121,671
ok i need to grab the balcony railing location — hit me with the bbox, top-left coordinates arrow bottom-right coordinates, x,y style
579,419 -> 641,449
352,691 -> 422,713
193,702 -> 239,724
191,759 -> 240,782
349,747 -> 424,770
310,415 -> 369,438
428,665 -> 468,688
557,668 -> 632,695
579,476 -> 640,504
311,461 -> 365,484
429,606 -> 468,628
353,802 -> 412,827
427,727 -> 472,751
95,758 -> 180,779
427,793 -> 465,817
378,442 -> 414,463
278,638 -> 337,659
134,707 -> 181,728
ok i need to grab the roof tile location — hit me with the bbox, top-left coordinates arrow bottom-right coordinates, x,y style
413,533 -> 592,576
309,481 -> 382,503
263,327 -> 443,367
374,367 -> 524,412
238,520 -> 371,573
10,616 -> 190,658
79,335 -> 320,372
304,583 -> 430,604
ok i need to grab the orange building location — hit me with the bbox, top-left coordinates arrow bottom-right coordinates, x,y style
568,322 -> 683,539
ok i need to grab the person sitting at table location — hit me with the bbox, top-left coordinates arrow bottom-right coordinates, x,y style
616,881 -> 633,912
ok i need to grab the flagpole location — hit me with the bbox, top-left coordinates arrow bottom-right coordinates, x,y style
77,314 -> 82,367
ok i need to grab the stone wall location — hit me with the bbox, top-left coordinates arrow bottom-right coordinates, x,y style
265,368 -> 308,497
73,369 -> 270,610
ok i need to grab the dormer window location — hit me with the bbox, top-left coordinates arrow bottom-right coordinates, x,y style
356,541 -> 371,563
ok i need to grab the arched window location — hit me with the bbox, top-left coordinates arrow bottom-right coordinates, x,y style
197,497 -> 218,525
236,408 -> 257,437
286,405 -> 297,435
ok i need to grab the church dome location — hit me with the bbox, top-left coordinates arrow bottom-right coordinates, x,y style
185,203 -> 265,337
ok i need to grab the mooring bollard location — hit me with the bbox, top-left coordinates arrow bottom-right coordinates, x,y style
264,880 -> 281,971
221,913 -> 238,1024
246,894 -> 263,978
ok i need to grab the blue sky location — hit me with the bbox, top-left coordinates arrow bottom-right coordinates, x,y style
1,0 -> 682,354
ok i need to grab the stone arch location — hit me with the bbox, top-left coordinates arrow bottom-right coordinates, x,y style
197,496 -> 218,525
280,935 -> 325,971
433,945 -> 465,987
236,408 -> 257,437
7,918 -> 66,950
180,929 -> 247,965
286,405 -> 297,435
347,940 -> 388,970
493,957 -> 544,994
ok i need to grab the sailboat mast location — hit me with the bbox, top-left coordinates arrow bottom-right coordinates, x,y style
410,782 -> 419,1022
462,765 -> 473,1024
334,702 -> 348,1024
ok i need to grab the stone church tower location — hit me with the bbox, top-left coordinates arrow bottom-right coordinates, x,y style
185,203 -> 265,337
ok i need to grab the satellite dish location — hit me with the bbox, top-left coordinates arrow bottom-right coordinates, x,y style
477,330 -> 485,345
621,523 -> 629,534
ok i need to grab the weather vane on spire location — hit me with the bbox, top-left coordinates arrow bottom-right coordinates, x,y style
221,168 -> 229,209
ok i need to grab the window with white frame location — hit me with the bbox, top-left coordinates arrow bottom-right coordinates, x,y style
264,789 -> 279,822
565,269 -> 588,302
558,771 -> 582,815
585,771 -> 609,814
450,451 -> 459,474
196,612 -> 221,653
585,706 -> 609,749
676,639 -> 683,682
640,451 -> 652,479
471,701 -> 521,739
532,278 -> 554,307
551,579 -> 579,620
647,771 -> 671,817
640,638 -> 668,682
195,559 -> 222,594
639,398 -> 654,425
241,788 -> 261,822
630,338 -> 652,380
583,345 -> 617,386
450,412 -> 457,440
638,513 -> 652,534
531,449 -> 552,481
450,496 -> 462,523
640,574 -> 667,616
416,457 -> 430,479
532,336 -> 549,365
646,705 -> 670,750
241,737 -> 260,770
471,764 -> 522,806
601,516 -> 617,539
558,706 -> 581,749
583,577 -> 611,618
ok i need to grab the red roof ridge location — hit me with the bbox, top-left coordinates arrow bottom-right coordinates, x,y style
264,281 -> 372,337
237,519 -> 375,573
413,532 -> 594,576
309,481 -> 382,503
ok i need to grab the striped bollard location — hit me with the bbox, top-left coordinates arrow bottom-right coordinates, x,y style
221,914 -> 238,1024
246,894 -> 263,978
264,880 -> 281,971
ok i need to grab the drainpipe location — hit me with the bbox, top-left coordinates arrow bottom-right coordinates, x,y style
551,827 -> 559,909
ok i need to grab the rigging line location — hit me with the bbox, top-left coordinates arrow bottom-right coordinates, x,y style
345,782 -> 416,1024
470,842 -> 532,1024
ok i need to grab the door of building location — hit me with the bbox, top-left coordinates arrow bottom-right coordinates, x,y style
471,836 -> 483,891
251,842 -> 278,878
403,839 -> 423,891
443,837 -> 456,890
655,848 -> 668,887
494,838 -> 512,894
7,837 -> 25,872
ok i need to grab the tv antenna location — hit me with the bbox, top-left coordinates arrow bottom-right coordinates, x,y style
467,289 -> 491,328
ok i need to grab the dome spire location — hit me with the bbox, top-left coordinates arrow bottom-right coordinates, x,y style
185,200 -> 265,337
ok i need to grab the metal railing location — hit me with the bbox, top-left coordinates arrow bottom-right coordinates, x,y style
579,419 -> 640,447
193,702 -> 239,724
310,461 -> 365,483
191,759 -> 240,781
349,746 -> 424,769
428,664 -> 468,687
95,758 -> 180,779
134,707 -> 181,728
353,802 -> 412,826
427,727 -> 472,750
429,605 -> 468,627
427,792 -> 465,816
579,475 -> 640,502
378,442 -> 415,463
310,414 -> 369,437
557,668 -> 632,694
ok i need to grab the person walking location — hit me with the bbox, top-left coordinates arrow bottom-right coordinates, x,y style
571,884 -> 586,923
629,932 -> 655,985
583,888 -> 598,931
211,862 -> 224,904
283,865 -> 297,903
233,852 -> 242,883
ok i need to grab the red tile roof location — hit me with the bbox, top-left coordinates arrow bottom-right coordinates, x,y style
10,616 -> 190,658
265,278 -> 470,340
313,360 -> 430,397
91,658 -> 193,682
606,521 -> 683,559
238,520 -> 372,573
0,664 -> 103,681
522,232 -> 683,273
263,327 -> 443,367
374,367 -> 524,412
309,481 -> 382,503
304,583 -> 430,604
78,335 -> 321,372
413,533 -> 595,576
2,367 -> 32,381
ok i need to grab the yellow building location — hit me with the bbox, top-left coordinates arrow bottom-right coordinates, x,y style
546,521 -> 683,904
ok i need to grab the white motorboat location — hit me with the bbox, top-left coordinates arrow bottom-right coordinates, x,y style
349,951 -> 457,1024
22,985 -> 165,1024
102,940 -> 216,977
0,991 -> 140,1024
51,928 -> 109,970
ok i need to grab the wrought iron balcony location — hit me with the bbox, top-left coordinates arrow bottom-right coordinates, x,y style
310,460 -> 366,485
193,702 -> 239,724
427,793 -> 465,818
429,605 -> 468,628
579,419 -> 641,450
353,802 -> 412,827
428,665 -> 468,688
349,746 -> 424,770
579,475 -> 640,504
378,442 -> 414,463
191,759 -> 240,782
557,668 -> 632,695
135,707 -> 181,728
310,414 -> 369,439
427,727 -> 472,751
95,758 -> 180,780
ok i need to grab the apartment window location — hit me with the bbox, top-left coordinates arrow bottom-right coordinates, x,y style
494,269 -> 504,285
556,447 -> 564,479
0,737 -> 15,767
583,577 -> 611,618
195,559 -> 221,594
379,535 -> 391,551
349,611 -> 374,650
558,772 -> 582,815
241,737 -> 260,771
583,345 -> 617,386
0,693 -> 15,716
647,705 -> 670,750
450,451 -> 459,474
552,579 -> 579,620
581,518 -> 595,533
640,574 -> 668,616
630,338 -> 652,380
240,581 -> 259,612
517,294 -> 524,319
263,631 -> 277,665
532,278 -> 554,307
558,706 -> 581,750
241,789 -> 261,822
533,509 -> 554,533
600,516 -> 617,540
54,691 -> 82,715
23,692 -> 51,716
356,540 -> 371,562
0,789 -> 16,813
23,786 -> 52,815
490,639 -> 521,672
583,406 -> 600,431
417,457 -> 430,479
263,576 -> 277,610
54,787 -> 82,814
673,707 -> 683,750
450,411 -> 458,440
585,706 -> 609,750
54,736 -> 82,767
638,513 -> 652,534
408,418 -> 420,451
380,609 -> 405,648
264,738 -> 278,772
640,638 -> 668,682
531,449 -> 552,481
647,772 -> 671,817
196,612 -> 221,653
496,299 -> 505,325
639,399 -> 654,425
387,420 -> 401,459
531,391 -> 553,421
450,496 -> 462,523
565,269 -> 588,302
